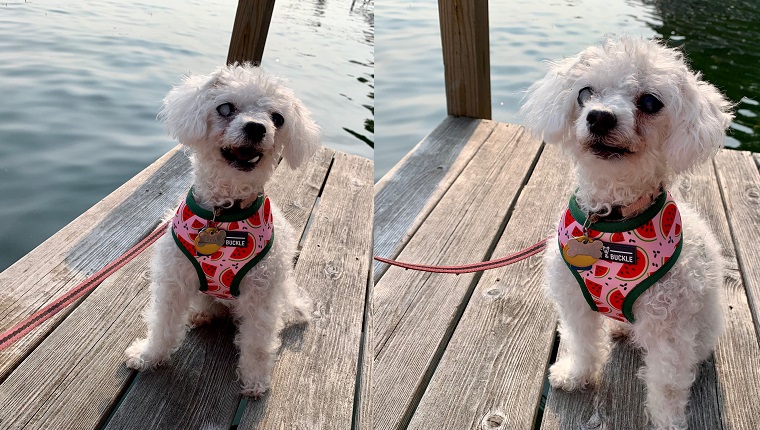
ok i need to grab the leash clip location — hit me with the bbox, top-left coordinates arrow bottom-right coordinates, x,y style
581,213 -> 599,242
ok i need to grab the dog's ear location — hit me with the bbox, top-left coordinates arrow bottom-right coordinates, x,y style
158,70 -> 223,146
520,56 -> 580,144
278,97 -> 321,169
663,72 -> 733,173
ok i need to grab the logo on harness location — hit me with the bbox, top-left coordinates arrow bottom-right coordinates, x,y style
224,231 -> 249,247
600,242 -> 637,264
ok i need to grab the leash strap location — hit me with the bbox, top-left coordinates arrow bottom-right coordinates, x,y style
374,237 -> 548,274
0,221 -> 169,353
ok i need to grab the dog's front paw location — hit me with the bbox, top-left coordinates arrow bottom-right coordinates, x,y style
237,361 -> 273,399
650,412 -> 688,430
240,379 -> 270,400
548,358 -> 599,391
290,299 -> 312,325
124,338 -> 168,371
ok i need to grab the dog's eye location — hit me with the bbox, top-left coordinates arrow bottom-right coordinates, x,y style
216,103 -> 235,117
271,112 -> 284,128
578,87 -> 593,106
636,94 -> 663,114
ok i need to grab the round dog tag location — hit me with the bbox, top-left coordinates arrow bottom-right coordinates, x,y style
195,227 -> 227,255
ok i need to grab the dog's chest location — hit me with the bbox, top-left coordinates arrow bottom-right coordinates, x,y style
171,193 -> 275,300
557,191 -> 683,322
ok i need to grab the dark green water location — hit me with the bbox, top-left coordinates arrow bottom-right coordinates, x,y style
646,0 -> 760,151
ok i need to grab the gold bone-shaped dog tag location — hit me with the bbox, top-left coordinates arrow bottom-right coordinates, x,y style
562,236 -> 603,269
195,227 -> 227,255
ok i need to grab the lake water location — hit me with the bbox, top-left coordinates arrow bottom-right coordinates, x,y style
375,0 -> 760,181
0,0 -> 374,271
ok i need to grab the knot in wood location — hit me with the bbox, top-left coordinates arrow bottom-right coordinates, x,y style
746,186 -> 759,202
480,411 -> 506,429
485,288 -> 502,298
323,261 -> 342,280
350,177 -> 365,189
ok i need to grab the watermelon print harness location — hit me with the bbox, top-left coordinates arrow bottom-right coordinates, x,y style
558,191 -> 682,323
171,190 -> 274,300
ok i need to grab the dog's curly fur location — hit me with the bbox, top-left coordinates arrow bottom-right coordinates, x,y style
521,37 -> 733,429
124,64 -> 320,398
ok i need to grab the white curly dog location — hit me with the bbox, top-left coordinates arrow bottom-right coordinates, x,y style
125,64 -> 320,398
521,37 -> 733,429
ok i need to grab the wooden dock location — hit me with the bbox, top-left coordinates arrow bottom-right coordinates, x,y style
0,146 -> 373,429
373,116 -> 760,429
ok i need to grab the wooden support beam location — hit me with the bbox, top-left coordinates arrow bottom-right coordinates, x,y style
227,0 -> 276,65
438,0 -> 492,119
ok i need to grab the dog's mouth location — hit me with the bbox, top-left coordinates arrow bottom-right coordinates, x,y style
220,145 -> 263,171
588,141 -> 633,160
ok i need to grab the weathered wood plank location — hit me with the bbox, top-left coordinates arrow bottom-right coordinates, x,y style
266,147 -> 336,241
0,146 -> 192,382
104,148 -> 337,428
712,151 -> 760,429
374,116 -> 497,282
227,0 -> 276,65
104,318 -> 242,430
406,143 -> 570,430
714,150 -> 760,335
0,248 -> 153,430
373,124 -> 543,429
239,153 -> 373,428
542,157 -> 760,429
437,0 -> 491,118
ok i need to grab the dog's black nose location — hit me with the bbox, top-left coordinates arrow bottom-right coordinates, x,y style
586,110 -> 617,135
244,122 -> 266,143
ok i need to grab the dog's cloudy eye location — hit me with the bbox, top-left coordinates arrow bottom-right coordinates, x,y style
271,112 -> 284,128
637,94 -> 663,114
216,103 -> 235,117
578,87 -> 593,106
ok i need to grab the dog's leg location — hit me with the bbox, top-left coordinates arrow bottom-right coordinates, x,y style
545,254 -> 609,390
549,307 -> 608,391
234,294 -> 285,398
282,274 -> 312,325
636,325 -> 699,430
125,279 -> 191,370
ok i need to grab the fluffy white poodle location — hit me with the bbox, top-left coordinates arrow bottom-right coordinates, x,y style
521,37 -> 733,429
125,64 -> 320,398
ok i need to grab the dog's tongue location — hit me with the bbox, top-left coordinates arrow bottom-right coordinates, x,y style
231,146 -> 259,162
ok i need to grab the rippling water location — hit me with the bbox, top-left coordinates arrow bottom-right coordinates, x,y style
0,0 -> 373,271
376,0 -> 759,180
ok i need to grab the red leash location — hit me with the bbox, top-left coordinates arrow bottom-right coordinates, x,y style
0,221 -> 169,353
374,237 -> 549,274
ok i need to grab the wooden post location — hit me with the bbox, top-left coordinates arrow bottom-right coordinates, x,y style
227,0 -> 276,65
438,0 -> 492,119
